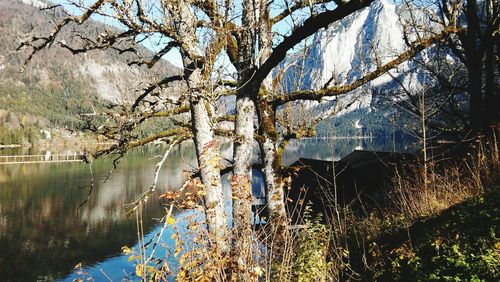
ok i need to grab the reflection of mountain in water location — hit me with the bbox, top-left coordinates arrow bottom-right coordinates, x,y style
282,136 -> 415,165
0,143 -> 199,280
0,138 -> 414,280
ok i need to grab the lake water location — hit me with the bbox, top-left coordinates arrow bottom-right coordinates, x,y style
0,137 -> 413,281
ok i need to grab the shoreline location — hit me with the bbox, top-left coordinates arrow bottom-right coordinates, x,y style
0,144 -> 22,148
296,136 -> 374,140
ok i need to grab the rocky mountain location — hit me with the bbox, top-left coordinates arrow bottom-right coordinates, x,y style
0,0 -> 180,144
1,0 -> 457,145
282,0 -> 436,136
305,0 -> 404,101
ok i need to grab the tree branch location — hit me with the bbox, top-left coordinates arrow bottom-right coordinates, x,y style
254,0 -> 372,84
271,25 -> 463,107
271,0 -> 337,24
18,0 -> 109,68
131,75 -> 185,111
128,41 -> 179,68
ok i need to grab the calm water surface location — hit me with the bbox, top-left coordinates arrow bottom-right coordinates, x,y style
0,138 -> 412,281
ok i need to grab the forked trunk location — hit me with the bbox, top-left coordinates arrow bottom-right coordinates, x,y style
260,137 -> 288,232
257,0 -> 288,245
257,101 -> 288,249
176,0 -> 229,254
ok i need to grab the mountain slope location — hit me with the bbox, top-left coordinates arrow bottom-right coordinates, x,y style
282,0 -> 434,135
0,0 -> 180,144
304,0 -> 405,91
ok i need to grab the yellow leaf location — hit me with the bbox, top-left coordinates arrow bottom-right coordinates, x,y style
167,216 -> 175,225
185,200 -> 196,208
122,246 -> 132,255
254,266 -> 263,276
174,246 -> 181,257
179,255 -> 186,266
136,264 -> 143,277
128,255 -> 135,262
147,266 -> 156,274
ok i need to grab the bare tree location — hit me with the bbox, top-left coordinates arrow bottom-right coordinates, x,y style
18,0 -> 465,279
19,0 -> 232,256
224,0 -> 462,275
400,0 -> 500,134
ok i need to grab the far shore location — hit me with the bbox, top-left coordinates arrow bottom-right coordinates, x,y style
0,144 -> 22,148
300,136 -> 374,140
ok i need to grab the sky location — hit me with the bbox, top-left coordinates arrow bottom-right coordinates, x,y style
45,0 -> 354,70
51,0 -> 184,67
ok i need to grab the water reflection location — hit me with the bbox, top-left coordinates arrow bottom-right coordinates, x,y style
0,143 -> 204,281
0,137 -> 414,280
282,136 -> 413,165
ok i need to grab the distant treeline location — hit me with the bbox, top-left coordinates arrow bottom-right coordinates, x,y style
317,108 -> 410,140
0,126 -> 40,145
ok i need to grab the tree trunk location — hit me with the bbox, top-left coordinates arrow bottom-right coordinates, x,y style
231,0 -> 257,277
462,0 -> 485,134
260,140 -> 287,226
175,0 -> 229,254
188,69 -> 229,254
484,38 -> 496,129
467,59 -> 483,133
257,100 -> 288,248
483,0 -> 497,129
232,92 -> 255,273
257,0 -> 288,245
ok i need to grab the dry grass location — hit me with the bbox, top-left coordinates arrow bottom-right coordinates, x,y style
115,132 -> 500,281
391,163 -> 480,222
292,132 -> 500,281
391,135 -> 499,224
243,133 -> 500,281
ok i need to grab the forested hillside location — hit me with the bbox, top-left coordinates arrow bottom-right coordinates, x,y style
0,0 -> 180,145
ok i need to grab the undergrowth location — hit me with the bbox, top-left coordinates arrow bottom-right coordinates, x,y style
281,132 -> 500,281
346,134 -> 500,281
368,191 -> 499,281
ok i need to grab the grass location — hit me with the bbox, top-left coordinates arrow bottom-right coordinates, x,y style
87,133 -> 499,281
239,134 -> 499,281
301,133 -> 500,281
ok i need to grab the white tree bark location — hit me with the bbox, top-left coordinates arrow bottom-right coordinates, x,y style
176,0 -> 229,253
189,85 -> 229,253
257,0 -> 288,240
260,136 -> 287,229
231,0 -> 258,277
232,94 -> 255,263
